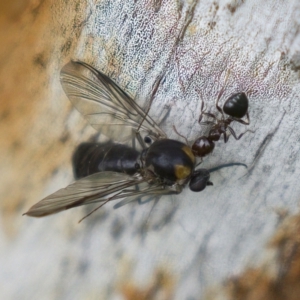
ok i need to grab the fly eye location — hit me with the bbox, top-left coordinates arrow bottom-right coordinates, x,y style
144,136 -> 152,144
189,169 -> 213,192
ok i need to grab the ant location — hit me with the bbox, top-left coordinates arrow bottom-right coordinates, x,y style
191,84 -> 251,158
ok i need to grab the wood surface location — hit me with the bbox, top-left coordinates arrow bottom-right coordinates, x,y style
1,1 -> 300,299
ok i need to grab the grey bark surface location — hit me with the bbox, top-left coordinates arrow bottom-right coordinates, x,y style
1,0 -> 300,299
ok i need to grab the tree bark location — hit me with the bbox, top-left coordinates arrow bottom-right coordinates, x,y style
1,0 -> 300,299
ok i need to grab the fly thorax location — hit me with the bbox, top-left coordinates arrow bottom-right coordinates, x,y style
144,139 -> 196,184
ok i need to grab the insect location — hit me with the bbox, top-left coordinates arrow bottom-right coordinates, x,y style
24,61 -> 246,219
192,86 -> 251,158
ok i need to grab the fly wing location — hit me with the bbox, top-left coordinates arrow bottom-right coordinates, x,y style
24,172 -> 144,217
24,172 -> 178,218
60,61 -> 167,141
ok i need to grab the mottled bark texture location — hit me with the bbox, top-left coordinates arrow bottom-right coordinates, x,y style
0,1 -> 300,299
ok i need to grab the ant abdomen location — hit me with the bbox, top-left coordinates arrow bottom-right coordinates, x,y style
223,92 -> 249,119
192,136 -> 215,157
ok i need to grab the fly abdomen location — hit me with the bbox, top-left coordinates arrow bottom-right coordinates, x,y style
72,142 -> 140,179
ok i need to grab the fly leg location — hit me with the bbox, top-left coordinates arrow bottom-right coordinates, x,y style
158,105 -> 172,128
134,128 -> 147,150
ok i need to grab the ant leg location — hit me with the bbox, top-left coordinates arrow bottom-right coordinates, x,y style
199,120 -> 216,126
199,112 -> 217,124
173,125 -> 189,145
232,112 -> 250,125
198,94 -> 217,121
198,92 -> 206,123
216,70 -> 231,116
245,112 -> 250,125
223,131 -> 230,143
197,89 -> 217,123
216,89 -> 225,115
202,112 -> 217,119
227,126 -> 254,140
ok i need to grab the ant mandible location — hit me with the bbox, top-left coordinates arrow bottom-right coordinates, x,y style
192,76 -> 251,158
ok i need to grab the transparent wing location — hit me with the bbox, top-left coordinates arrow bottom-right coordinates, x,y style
60,61 -> 167,142
24,172 -> 176,217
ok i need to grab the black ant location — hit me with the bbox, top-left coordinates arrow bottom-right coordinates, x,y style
192,87 -> 251,158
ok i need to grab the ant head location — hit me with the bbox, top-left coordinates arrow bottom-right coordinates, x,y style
223,92 -> 248,119
192,136 -> 215,158
189,169 -> 213,192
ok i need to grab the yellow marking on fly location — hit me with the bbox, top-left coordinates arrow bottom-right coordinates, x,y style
182,145 -> 196,164
174,165 -> 191,180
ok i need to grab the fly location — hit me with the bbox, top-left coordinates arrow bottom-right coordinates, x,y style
24,61 -> 246,220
